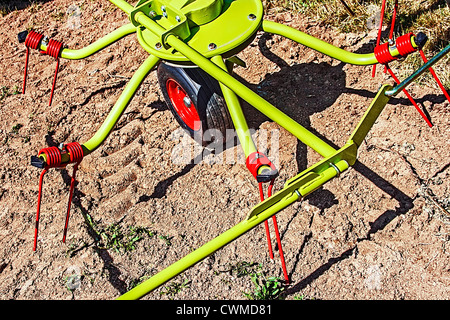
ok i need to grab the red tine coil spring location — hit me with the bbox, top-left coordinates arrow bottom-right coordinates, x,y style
46,39 -> 64,59
33,143 -> 84,251
259,180 -> 289,284
23,31 -> 44,94
34,146 -> 63,251
45,39 -> 64,107
374,34 -> 416,65
396,33 -> 417,57
22,31 -> 64,106
38,146 -> 62,168
65,142 -> 84,164
374,43 -> 396,65
62,142 -> 84,243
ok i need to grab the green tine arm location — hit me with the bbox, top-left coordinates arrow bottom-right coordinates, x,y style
261,20 -> 420,66
211,55 -> 258,158
261,20 -> 378,65
81,54 -> 160,156
117,190 -> 300,300
38,23 -> 137,60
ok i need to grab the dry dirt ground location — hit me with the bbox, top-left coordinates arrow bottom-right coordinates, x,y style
0,0 -> 449,300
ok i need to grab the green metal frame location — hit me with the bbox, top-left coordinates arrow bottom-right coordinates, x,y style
31,0 -> 450,300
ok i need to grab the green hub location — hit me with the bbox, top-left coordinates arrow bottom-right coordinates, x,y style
134,0 -> 263,63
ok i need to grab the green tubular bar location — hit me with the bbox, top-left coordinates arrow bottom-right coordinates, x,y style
82,54 -> 160,156
38,54 -> 160,164
38,23 -> 137,60
211,55 -> 257,158
262,20 -> 378,65
118,188 -> 300,300
263,20 -> 405,66
163,34 -> 337,157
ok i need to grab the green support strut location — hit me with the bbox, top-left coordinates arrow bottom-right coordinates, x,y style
117,189 -> 300,300
211,55 -> 257,158
38,23 -> 137,60
82,54 -> 160,156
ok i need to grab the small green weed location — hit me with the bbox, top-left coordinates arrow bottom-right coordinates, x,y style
243,273 -> 285,300
160,279 -> 191,299
219,261 -> 262,278
80,212 -> 155,253
11,123 -> 23,134
102,224 -> 154,253
1,85 -> 19,102
158,234 -> 173,246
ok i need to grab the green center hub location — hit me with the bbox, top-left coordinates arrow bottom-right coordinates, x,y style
133,0 -> 263,63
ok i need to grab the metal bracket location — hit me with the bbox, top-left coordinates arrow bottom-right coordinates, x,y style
130,0 -> 190,48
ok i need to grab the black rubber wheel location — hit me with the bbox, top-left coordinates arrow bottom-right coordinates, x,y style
157,62 -> 234,146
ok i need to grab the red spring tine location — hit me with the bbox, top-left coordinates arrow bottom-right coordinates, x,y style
384,0 -> 398,73
386,67 -> 433,127
62,142 -> 84,243
259,180 -> 289,284
23,47 -> 30,94
388,0 -> 398,45
419,50 -> 450,104
259,182 -> 274,260
34,168 -> 48,251
23,31 -> 44,94
49,58 -> 60,107
33,146 -> 62,251
267,181 -> 289,284
62,163 -> 78,243
372,0 -> 387,77
46,39 -> 64,106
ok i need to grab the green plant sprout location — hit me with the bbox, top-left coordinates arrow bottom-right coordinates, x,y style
244,273 -> 285,300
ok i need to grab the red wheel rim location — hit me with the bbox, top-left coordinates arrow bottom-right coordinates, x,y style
166,79 -> 201,131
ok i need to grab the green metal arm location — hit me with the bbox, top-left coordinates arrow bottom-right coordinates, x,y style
38,23 -> 137,60
261,20 -> 416,66
81,54 -> 160,156
211,55 -> 258,158
37,54 -> 159,165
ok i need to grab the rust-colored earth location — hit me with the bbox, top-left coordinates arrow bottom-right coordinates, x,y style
0,1 -> 449,300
